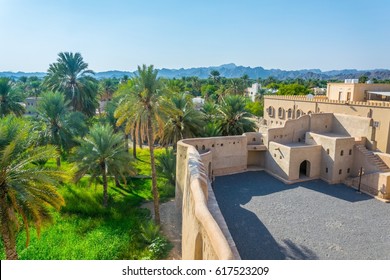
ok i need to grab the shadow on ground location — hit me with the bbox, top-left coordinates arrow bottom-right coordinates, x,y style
213,171 -> 372,260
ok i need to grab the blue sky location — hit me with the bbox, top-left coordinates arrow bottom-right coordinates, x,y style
1,0 -> 389,72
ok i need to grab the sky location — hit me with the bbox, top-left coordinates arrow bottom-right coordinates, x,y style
1,0 -> 390,72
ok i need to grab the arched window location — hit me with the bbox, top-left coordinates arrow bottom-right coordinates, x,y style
296,110 -> 302,118
287,109 -> 292,119
268,106 -> 275,117
278,107 -> 284,119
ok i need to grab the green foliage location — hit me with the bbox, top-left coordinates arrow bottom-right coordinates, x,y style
140,220 -> 161,244
159,93 -> 205,147
217,95 -> 257,136
245,99 -> 264,117
34,92 -> 88,156
0,116 -> 68,259
44,52 -> 98,117
0,77 -> 25,117
72,124 -> 134,207
276,83 -> 310,95
156,148 -> 176,187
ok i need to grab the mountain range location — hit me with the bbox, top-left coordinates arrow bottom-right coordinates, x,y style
1,63 -> 390,80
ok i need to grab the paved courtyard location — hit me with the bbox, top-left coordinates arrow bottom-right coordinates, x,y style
213,171 -> 390,260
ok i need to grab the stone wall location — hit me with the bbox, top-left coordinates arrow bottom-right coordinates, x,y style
176,140 -> 238,260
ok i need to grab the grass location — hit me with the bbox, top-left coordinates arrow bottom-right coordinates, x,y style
0,147 -> 174,260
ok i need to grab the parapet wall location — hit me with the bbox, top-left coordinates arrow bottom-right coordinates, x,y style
176,141 -> 236,260
264,95 -> 390,107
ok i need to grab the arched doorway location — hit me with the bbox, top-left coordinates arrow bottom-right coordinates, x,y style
299,160 -> 310,178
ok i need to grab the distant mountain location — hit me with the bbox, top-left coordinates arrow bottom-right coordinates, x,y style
1,64 -> 390,80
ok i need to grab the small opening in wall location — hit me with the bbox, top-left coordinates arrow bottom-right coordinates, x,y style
326,149 -> 330,154
195,145 -> 198,150
279,156 -> 282,159
202,145 -> 205,150
298,138 -> 301,142
347,168 -> 350,173
252,138 -> 256,142
339,169 -> 342,175
340,150 -> 344,156
274,154 -> 276,157
221,143 -> 223,147
349,149 -> 352,155
325,167 -> 328,173
212,144 -> 215,147
325,125 -> 328,128
233,142 -> 235,144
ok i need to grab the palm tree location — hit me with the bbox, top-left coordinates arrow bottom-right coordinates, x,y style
72,124 -> 134,207
35,92 -> 87,167
0,78 -> 25,117
217,95 -> 257,136
156,149 -> 176,187
209,70 -> 221,84
159,93 -> 204,149
115,64 -> 162,224
0,116 -> 66,259
44,52 -> 98,117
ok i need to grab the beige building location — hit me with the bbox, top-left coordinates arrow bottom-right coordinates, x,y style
176,81 -> 390,260
263,82 -> 390,153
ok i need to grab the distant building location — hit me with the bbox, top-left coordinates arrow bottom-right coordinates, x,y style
263,81 -> 390,153
192,97 -> 205,110
245,83 -> 261,102
24,97 -> 40,115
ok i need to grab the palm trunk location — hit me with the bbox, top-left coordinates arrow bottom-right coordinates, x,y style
138,120 -> 143,149
132,125 -> 137,158
56,147 -> 61,167
147,114 -> 160,225
0,193 -> 18,260
102,164 -> 108,207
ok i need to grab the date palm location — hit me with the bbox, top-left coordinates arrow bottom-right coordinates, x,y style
217,95 -> 257,136
44,52 -> 98,117
0,78 -> 25,117
115,64 -> 162,224
0,116 -> 66,260
35,92 -> 87,167
72,124 -> 134,207
159,93 -> 204,149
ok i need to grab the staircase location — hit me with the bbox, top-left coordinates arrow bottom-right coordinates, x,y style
355,145 -> 390,172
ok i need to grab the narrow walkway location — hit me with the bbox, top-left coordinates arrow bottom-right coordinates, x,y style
142,199 -> 182,260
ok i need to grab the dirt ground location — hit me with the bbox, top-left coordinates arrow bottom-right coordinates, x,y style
142,199 -> 182,260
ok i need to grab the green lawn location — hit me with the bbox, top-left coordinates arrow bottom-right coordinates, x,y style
0,147 -> 174,260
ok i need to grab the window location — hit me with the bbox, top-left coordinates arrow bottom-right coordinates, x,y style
347,168 -> 350,173
287,109 -> 292,119
339,169 -> 342,175
340,150 -> 344,156
325,167 -> 328,173
202,145 -> 205,151
349,149 -> 352,155
296,110 -> 302,118
268,106 -> 275,117
326,149 -> 330,154
278,107 -> 284,119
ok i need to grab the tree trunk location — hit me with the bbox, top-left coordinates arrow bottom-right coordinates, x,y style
138,120 -> 143,149
147,114 -> 160,225
102,164 -> 108,207
0,193 -> 18,260
132,125 -> 137,158
56,145 -> 61,167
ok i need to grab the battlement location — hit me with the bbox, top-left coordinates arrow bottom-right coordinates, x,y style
264,95 -> 390,108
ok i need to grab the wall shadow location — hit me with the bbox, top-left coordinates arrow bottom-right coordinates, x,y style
213,171 -> 372,260
296,180 -> 372,203
214,172 -> 318,260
